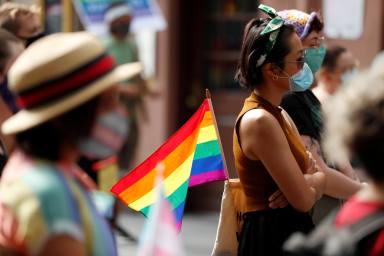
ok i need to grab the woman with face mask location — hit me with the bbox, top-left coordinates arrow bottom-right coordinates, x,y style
278,10 -> 362,224
313,45 -> 358,104
233,5 -> 326,255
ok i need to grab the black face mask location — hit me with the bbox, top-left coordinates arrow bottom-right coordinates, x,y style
110,23 -> 130,37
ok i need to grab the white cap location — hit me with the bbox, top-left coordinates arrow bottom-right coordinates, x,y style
104,5 -> 131,24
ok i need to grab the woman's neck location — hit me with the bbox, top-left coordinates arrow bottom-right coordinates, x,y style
253,82 -> 286,106
58,143 -> 79,164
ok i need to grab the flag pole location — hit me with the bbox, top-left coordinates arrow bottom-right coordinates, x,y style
205,89 -> 230,180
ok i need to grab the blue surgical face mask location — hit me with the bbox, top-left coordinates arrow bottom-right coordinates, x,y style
287,63 -> 314,92
340,68 -> 358,86
304,46 -> 326,75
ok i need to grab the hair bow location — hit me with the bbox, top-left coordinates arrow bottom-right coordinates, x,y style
255,4 -> 284,67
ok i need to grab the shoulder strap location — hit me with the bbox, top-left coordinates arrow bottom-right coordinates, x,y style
284,209 -> 384,256
308,209 -> 384,244
346,209 -> 384,242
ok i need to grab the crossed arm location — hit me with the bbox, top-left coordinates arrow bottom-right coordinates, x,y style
301,135 -> 362,199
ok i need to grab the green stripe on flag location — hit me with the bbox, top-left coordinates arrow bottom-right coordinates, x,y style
194,140 -> 221,160
140,179 -> 189,217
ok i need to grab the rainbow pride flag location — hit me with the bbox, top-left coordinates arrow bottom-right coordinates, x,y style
111,99 -> 228,230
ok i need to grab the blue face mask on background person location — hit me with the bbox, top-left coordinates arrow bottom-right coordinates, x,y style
341,68 -> 358,86
304,46 -> 326,75
78,107 -> 129,159
289,63 -> 314,92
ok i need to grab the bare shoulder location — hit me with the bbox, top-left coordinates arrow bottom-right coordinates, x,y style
241,108 -> 280,133
239,108 -> 286,159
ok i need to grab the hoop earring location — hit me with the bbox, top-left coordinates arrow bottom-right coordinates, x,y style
272,74 -> 278,81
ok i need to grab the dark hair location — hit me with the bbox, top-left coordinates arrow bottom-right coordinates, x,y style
307,14 -> 324,34
106,2 -> 131,34
235,18 -> 296,90
15,96 -> 101,161
0,28 -> 21,73
322,46 -> 347,71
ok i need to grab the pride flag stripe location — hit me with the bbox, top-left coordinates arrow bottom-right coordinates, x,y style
191,155 -> 224,176
196,125 -> 217,144
194,140 -> 221,160
117,131 -> 199,204
142,198 -> 185,224
121,154 -> 194,209
141,180 -> 188,219
129,161 -> 191,211
189,170 -> 228,187
200,111 -> 213,128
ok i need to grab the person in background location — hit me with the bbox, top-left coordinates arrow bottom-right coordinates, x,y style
0,29 -> 24,173
313,45 -> 358,104
104,2 -> 157,172
278,9 -> 362,224
0,28 -> 24,114
0,2 -> 46,117
320,65 -> 384,256
233,5 -> 326,255
0,2 -> 43,46
0,32 -> 141,255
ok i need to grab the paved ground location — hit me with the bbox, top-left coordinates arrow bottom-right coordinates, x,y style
115,208 -> 220,256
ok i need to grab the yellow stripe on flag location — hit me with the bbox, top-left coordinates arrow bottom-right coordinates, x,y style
196,125 -> 217,144
122,154 -> 194,211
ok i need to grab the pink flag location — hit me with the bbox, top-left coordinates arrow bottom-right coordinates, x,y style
137,180 -> 185,256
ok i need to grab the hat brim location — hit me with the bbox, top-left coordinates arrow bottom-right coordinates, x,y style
2,62 -> 142,135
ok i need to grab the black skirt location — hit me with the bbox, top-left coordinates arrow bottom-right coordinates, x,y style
238,206 -> 314,256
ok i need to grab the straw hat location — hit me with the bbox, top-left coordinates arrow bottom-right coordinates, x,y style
1,32 -> 142,134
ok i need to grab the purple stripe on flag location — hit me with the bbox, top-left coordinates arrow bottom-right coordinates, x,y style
189,170 -> 227,187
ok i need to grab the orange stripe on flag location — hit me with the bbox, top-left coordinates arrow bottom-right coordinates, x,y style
200,110 -> 213,128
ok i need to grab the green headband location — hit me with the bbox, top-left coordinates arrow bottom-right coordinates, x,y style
255,4 -> 284,67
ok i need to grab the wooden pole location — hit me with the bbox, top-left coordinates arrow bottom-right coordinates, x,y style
62,0 -> 73,32
37,0 -> 45,31
205,88 -> 230,179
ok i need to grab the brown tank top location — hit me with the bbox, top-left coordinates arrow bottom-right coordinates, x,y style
233,92 -> 309,212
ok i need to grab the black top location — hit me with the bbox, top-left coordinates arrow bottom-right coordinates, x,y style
280,90 -> 323,142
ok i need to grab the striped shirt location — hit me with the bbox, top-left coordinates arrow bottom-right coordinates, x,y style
0,151 -> 117,255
